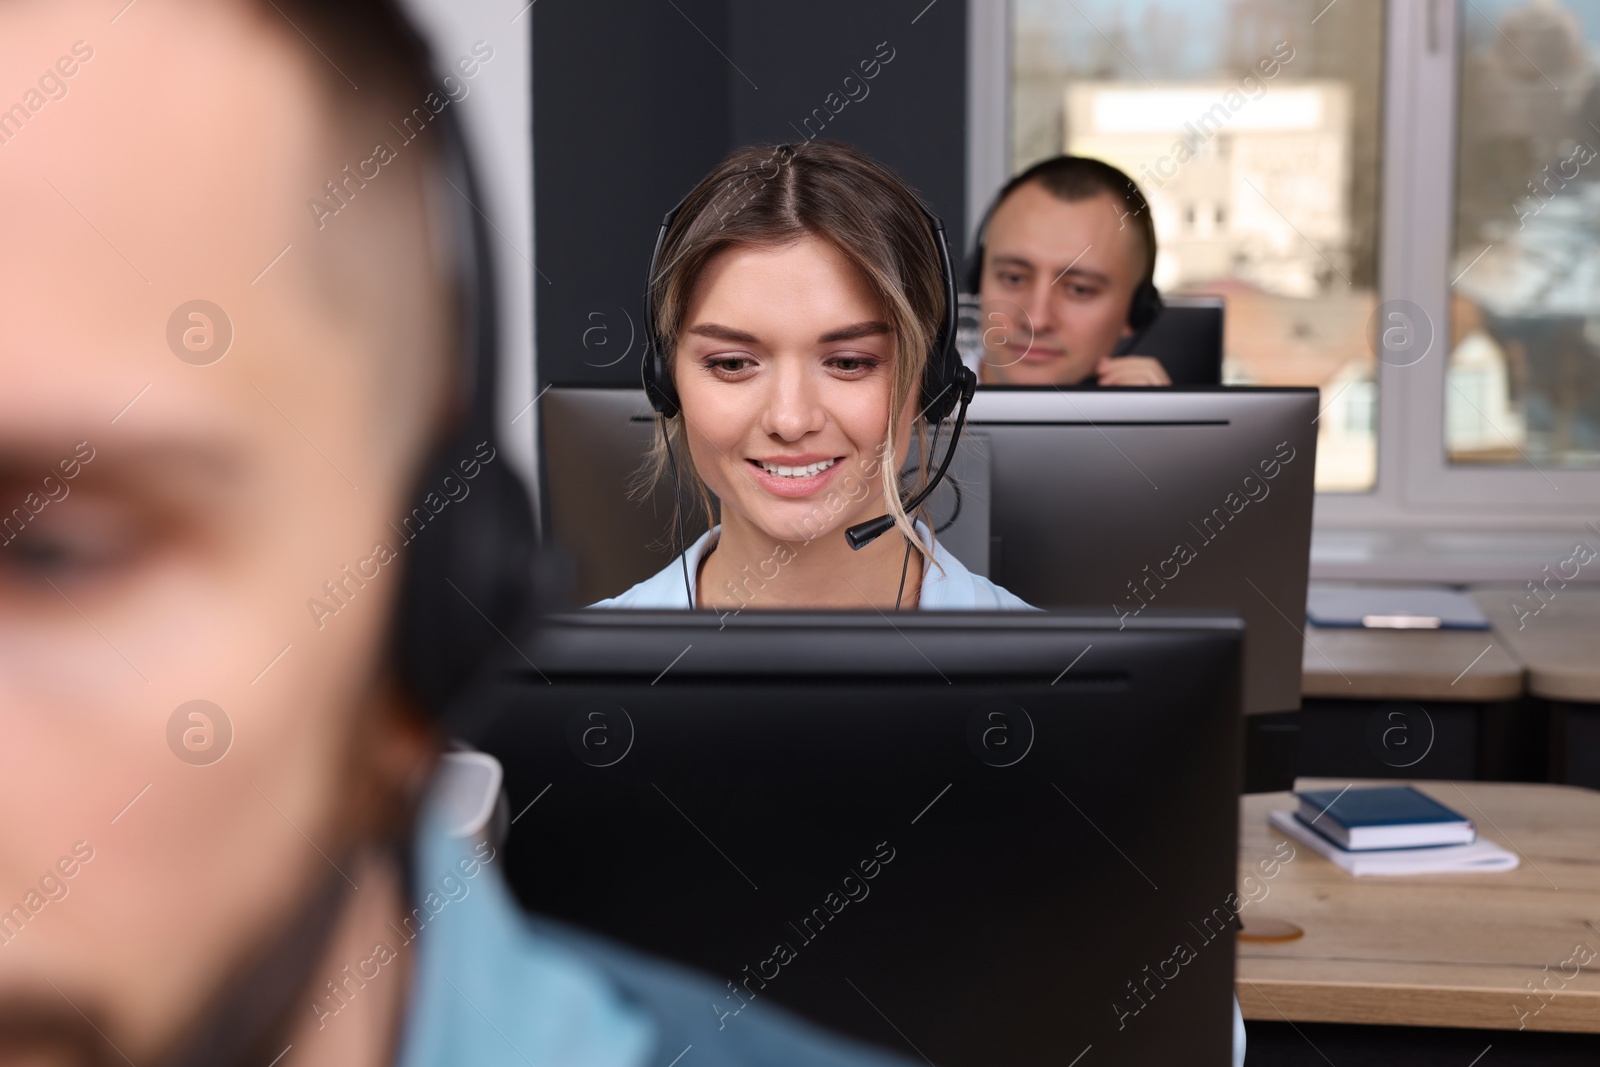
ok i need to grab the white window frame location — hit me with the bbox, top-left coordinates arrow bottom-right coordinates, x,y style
969,0 -> 1600,581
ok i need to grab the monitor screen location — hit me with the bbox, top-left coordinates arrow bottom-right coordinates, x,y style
472,610 -> 1246,1067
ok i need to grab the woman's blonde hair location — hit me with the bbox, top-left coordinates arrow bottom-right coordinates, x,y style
642,140 -> 949,559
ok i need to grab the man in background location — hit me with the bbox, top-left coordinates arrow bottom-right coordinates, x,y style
966,155 -> 1172,387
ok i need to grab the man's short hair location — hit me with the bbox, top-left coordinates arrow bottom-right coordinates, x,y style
969,155 -> 1157,291
258,0 -> 436,114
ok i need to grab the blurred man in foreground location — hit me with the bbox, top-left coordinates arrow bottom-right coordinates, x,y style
0,2 -> 911,1065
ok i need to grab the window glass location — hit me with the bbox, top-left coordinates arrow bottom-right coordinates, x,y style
1451,0 -> 1600,468
1010,0 -> 1385,491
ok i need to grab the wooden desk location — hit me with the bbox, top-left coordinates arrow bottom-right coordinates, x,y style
1301,622 -> 1524,702
1235,779 -> 1600,1032
1472,587 -> 1600,704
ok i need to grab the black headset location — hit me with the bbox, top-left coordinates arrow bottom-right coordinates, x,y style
964,157 -> 1165,337
392,100 -> 537,718
641,156 -> 977,556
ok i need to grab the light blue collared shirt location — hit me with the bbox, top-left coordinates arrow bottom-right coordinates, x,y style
394,782 -> 656,1067
591,523 -> 1034,610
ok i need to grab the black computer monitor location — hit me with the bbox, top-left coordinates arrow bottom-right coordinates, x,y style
966,386 -> 1317,714
470,610 -> 1245,1067
1114,295 -> 1224,386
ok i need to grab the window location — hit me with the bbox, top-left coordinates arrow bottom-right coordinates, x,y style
1008,0 -> 1386,492
972,0 -> 1600,562
1449,1 -> 1600,470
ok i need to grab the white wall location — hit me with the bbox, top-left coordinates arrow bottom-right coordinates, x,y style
401,0 -> 537,513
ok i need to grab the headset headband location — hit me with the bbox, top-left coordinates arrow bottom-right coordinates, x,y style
392,96 -> 537,719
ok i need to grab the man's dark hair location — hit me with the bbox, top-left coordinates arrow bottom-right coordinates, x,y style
256,0 -> 438,113
967,155 -> 1156,292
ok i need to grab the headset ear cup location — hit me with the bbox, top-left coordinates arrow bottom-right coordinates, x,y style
641,343 -> 679,419
640,344 -> 659,410
395,446 -> 536,717
1128,282 -> 1165,333
658,349 -> 679,418
920,346 -> 972,423
920,351 -> 949,422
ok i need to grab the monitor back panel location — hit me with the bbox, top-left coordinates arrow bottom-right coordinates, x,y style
538,388 -> 689,605
968,387 -> 1318,714
479,613 -> 1243,1067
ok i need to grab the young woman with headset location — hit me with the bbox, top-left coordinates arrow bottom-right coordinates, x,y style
592,140 -> 1029,612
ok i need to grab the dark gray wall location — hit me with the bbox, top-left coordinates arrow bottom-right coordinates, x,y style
532,0 -> 967,387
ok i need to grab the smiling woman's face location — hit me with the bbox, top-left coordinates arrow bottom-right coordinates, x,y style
673,236 -> 917,546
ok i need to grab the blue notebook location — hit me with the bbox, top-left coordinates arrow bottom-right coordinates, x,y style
1295,785 -> 1476,851
1305,586 -> 1490,630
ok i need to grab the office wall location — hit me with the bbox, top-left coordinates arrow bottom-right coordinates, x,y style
533,0 -> 969,389
402,0 -> 537,495
724,5 -> 967,227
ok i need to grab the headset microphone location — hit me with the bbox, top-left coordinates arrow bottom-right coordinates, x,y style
844,364 -> 975,549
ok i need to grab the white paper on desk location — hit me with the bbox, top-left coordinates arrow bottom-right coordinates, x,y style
1269,809 -> 1520,876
